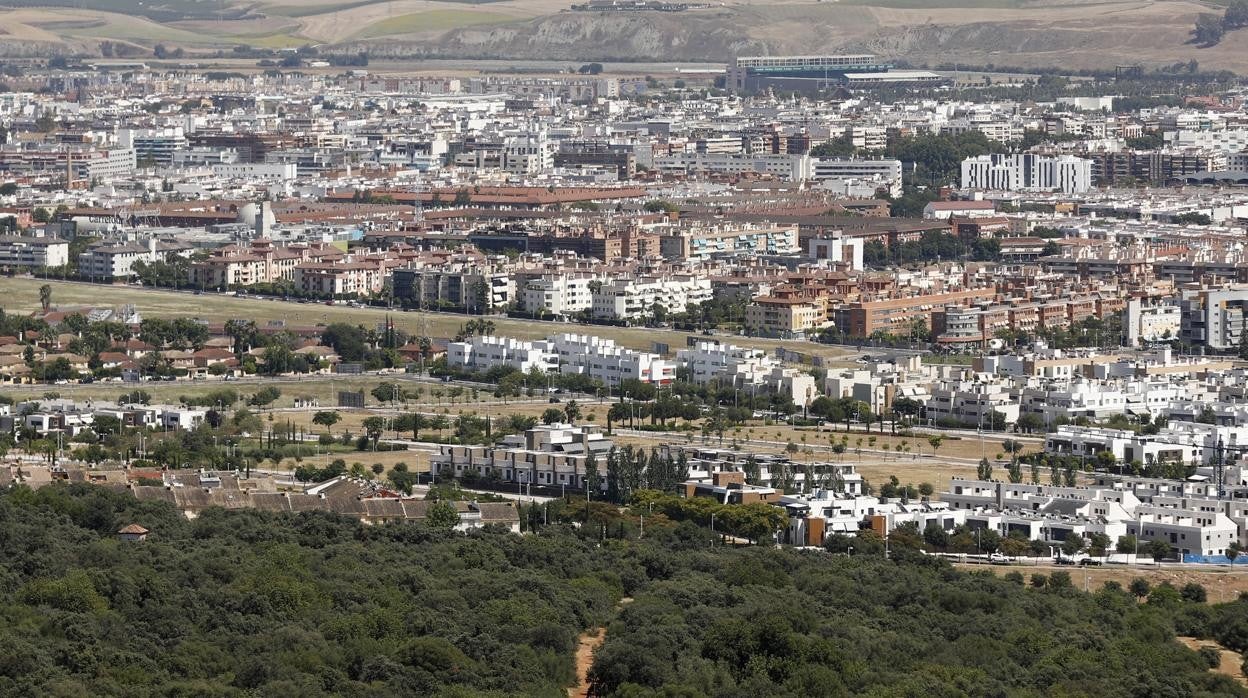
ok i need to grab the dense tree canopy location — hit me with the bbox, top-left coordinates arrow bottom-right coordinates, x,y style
0,484 -> 1241,698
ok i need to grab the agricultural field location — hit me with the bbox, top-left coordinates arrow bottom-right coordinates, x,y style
353,9 -> 517,39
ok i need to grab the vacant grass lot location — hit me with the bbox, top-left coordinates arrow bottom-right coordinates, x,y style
0,277 -> 851,359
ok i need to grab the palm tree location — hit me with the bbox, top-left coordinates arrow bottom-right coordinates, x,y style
39,284 -> 52,312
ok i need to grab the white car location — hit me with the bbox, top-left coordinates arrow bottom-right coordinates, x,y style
989,552 -> 1009,564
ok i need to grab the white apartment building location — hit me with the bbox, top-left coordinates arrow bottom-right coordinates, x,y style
677,341 -> 777,386
810,157 -> 901,180
1169,128 -> 1248,152
808,235 -> 864,271
447,333 -> 675,386
1045,422 -> 1248,467
521,274 -> 596,318
79,148 -> 136,181
961,154 -> 1093,194
924,382 -> 1021,426
675,342 -> 817,404
547,333 -> 675,386
211,162 -> 298,181
591,276 -> 713,322
118,127 -> 187,165
1125,300 -> 1181,345
1017,380 -> 1188,425
430,424 -> 612,490
78,237 -> 186,280
447,335 -> 558,374
503,134 -> 554,175
653,153 -> 810,181
1127,505 -> 1239,558
0,236 -> 69,270
809,157 -> 903,197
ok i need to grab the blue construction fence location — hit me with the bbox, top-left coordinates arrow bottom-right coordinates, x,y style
1181,554 -> 1248,565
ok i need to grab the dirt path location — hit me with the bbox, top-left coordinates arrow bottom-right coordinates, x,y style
569,597 -> 632,698
1177,636 -> 1247,686
568,628 -> 605,698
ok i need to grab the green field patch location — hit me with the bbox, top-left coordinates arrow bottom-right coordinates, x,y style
265,0 -> 380,18
354,9 -> 515,38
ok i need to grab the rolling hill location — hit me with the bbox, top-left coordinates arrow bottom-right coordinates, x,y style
0,0 -> 1242,74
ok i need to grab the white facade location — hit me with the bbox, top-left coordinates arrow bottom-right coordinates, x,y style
677,341 -> 777,387
808,157 -> 898,186
0,236 -> 69,270
547,333 -> 675,386
78,238 -> 172,280
447,335 -> 558,374
653,152 -> 810,181
211,162 -> 298,181
118,127 -> 186,165
1045,422 -> 1248,467
925,383 -> 1021,426
447,333 -> 675,386
961,154 -> 1093,194
521,274 -> 596,317
591,276 -> 713,321
1126,299 -> 1181,346
808,235 -> 864,271
81,148 -> 136,181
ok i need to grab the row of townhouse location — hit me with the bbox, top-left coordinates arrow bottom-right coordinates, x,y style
1044,421 -> 1248,468
939,477 -> 1241,558
663,444 -> 865,496
931,294 -> 1124,349
391,265 -> 711,322
590,275 -> 713,322
448,333 -> 675,386
429,424 -> 612,490
187,239 -> 346,289
3,402 -> 207,437
675,341 -> 819,406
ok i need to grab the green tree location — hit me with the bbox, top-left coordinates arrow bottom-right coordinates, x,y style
38,284 -> 52,312
541,408 -> 564,425
425,500 -> 461,530
1193,13 -> 1225,46
312,411 -> 341,435
248,386 -> 281,408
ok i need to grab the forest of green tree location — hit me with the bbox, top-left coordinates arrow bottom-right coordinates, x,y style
0,484 -> 1245,697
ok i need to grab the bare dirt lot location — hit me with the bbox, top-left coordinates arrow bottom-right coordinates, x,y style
962,562 -> 1248,604
1177,636 -> 1248,687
